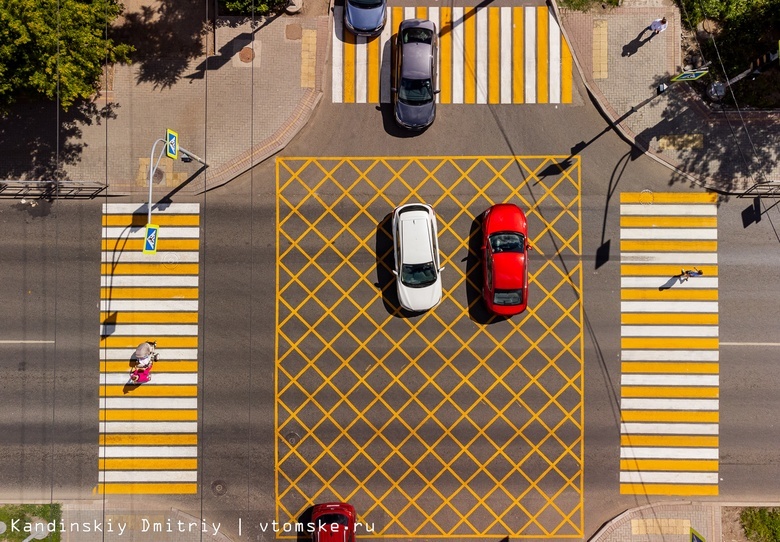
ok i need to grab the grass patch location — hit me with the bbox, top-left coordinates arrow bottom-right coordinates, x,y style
0,504 -> 62,542
741,507 -> 780,542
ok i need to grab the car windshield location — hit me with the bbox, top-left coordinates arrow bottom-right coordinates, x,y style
398,78 -> 433,105
349,0 -> 383,7
316,513 -> 349,527
489,232 -> 525,253
402,27 -> 433,45
401,261 -> 437,287
494,288 -> 523,306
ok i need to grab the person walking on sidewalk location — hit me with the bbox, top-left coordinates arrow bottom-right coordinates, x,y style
648,17 -> 668,35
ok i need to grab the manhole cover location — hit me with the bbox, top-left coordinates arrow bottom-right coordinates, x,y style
211,480 -> 228,496
286,431 -> 301,445
163,253 -> 180,269
152,169 -> 165,185
239,46 -> 254,63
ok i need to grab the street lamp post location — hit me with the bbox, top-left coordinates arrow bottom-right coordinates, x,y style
148,138 -> 168,225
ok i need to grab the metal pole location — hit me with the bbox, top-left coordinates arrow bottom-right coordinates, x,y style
148,138 -> 166,224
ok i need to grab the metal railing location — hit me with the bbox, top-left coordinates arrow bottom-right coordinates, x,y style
0,179 -> 107,199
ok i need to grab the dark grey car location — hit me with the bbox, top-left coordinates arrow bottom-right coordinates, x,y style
344,0 -> 386,37
392,19 -> 439,131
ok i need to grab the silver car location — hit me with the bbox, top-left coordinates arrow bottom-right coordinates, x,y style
392,203 -> 444,312
392,19 -> 439,130
344,0 -> 386,37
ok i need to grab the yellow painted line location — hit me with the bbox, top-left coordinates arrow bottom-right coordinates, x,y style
99,434 -> 198,445
439,7 -> 452,103
621,386 -> 719,398
367,32 -> 380,103
620,434 -> 718,447
620,483 -> 718,495
100,409 -> 198,421
621,289 -> 718,301
621,410 -> 719,423
100,458 -> 198,470
343,29 -> 356,103
100,336 -> 198,349
621,313 -> 719,325
621,265 -> 718,276
488,7 -> 500,104
103,215 -> 200,227
512,7 -> 523,103
97,483 -> 198,494
621,362 -> 719,374
100,385 -> 198,397
561,34 -> 572,103
100,287 -> 198,299
102,239 -> 199,251
621,337 -> 719,350
464,7 -> 476,103
100,312 -> 199,324
392,7 -> 404,36
621,216 -> 718,228
416,6 -> 426,18
620,192 -> 718,204
536,6 -> 548,103
620,240 -> 717,252
101,361 -> 198,372
620,459 -> 719,471
101,263 -> 199,275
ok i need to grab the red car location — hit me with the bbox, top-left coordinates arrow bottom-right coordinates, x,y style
311,502 -> 356,542
481,203 -> 530,316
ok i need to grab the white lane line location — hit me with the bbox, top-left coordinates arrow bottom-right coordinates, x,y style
99,398 -> 198,409
103,203 -> 200,214
99,324 -> 199,336
100,373 -> 199,385
620,446 -> 719,459
332,6 -> 344,103
101,276 -> 199,288
548,9 -> 561,103
621,301 -> 719,313
99,471 -> 198,483
621,350 -> 719,362
0,340 -> 55,344
621,422 -> 719,435
101,421 -> 198,433
621,253 -> 718,264
476,7 -> 488,104
619,471 -> 718,484
102,252 -> 200,263
102,227 -> 200,239
500,6 -> 511,104
621,398 -> 719,410
99,446 -> 198,458
621,374 -> 719,386
101,348 -> 198,361
620,228 -> 718,240
620,277 -> 719,288
355,35 -> 367,103
523,6 -> 536,103
429,7 -> 439,103
100,300 -> 199,312
452,7 -> 464,104
379,9 -> 393,104
621,325 -> 719,337
620,204 -> 717,216
720,342 -> 780,346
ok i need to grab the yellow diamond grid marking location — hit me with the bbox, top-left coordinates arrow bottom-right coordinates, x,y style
276,157 -> 584,538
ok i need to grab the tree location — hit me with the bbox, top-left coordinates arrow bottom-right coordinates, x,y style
0,0 -> 132,110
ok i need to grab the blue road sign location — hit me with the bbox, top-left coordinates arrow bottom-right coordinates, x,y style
144,224 -> 160,254
671,69 -> 708,82
166,129 -> 179,160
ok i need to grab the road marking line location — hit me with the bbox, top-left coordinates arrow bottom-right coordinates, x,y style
620,471 -> 718,484
548,9 -> 561,103
620,204 -> 717,216
621,374 -> 719,386
620,447 -> 719,459
621,422 -> 719,435
620,398 -> 719,410
524,6 -> 536,103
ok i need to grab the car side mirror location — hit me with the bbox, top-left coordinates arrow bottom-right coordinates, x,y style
391,87 -> 397,93
392,269 -> 398,276
527,243 -> 533,251
434,89 -> 441,94
439,266 -> 445,273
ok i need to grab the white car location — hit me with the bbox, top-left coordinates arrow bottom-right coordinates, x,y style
392,203 -> 444,312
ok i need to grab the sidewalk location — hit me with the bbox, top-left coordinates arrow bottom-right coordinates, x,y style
554,0 -> 780,195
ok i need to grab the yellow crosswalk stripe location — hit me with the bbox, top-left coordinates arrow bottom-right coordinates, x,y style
621,410 -> 719,423
621,313 -> 719,325
620,459 -> 719,471
621,362 -> 719,374
621,193 -> 718,204
620,483 -> 718,496
97,483 -> 198,494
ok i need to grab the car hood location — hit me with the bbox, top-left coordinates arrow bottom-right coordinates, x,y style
396,100 -> 435,129
345,1 -> 385,32
397,280 -> 442,312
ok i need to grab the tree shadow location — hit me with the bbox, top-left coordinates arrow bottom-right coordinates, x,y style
110,0 -> 208,89
0,97 -> 119,181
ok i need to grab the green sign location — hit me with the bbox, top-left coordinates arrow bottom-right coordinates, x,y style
671,69 -> 708,82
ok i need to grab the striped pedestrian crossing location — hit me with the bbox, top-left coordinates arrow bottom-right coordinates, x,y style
619,192 -> 719,496
98,203 -> 200,494
333,5 -> 573,104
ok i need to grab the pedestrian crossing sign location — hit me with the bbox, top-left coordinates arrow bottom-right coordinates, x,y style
143,224 -> 159,254
166,129 -> 178,160
691,528 -> 705,542
671,69 -> 708,82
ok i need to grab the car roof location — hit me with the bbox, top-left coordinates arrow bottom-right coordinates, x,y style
399,21 -> 435,79
397,207 -> 435,264
492,252 -> 526,289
